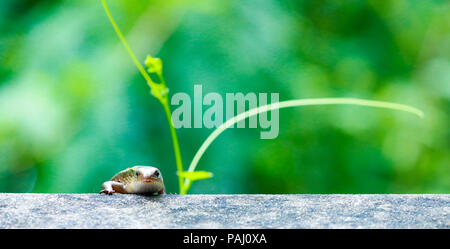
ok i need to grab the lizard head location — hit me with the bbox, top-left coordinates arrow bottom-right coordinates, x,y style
129,166 -> 165,194
132,166 -> 163,182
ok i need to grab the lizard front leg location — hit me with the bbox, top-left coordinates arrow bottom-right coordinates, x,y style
100,181 -> 127,194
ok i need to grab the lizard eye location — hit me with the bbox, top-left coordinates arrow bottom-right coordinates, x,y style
153,171 -> 160,178
136,171 -> 140,177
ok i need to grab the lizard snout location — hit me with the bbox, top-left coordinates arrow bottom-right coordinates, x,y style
142,176 -> 158,183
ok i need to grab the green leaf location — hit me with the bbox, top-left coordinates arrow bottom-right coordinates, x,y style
178,171 -> 213,181
145,55 -> 163,75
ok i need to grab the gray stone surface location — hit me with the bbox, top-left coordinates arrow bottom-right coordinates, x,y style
0,194 -> 448,228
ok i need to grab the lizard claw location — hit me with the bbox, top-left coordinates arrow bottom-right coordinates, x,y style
100,189 -> 115,195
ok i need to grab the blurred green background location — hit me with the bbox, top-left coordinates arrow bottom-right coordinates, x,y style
0,0 -> 448,194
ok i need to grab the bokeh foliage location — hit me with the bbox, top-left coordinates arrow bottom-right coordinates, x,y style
0,0 -> 448,193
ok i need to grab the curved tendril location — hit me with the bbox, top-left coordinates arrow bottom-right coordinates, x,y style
184,97 -> 423,186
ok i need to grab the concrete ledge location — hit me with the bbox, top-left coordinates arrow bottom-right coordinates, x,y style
0,194 -> 448,228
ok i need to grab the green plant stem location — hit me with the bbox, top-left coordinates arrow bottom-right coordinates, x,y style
102,0 -> 153,88
161,100 -> 185,193
102,0 -> 185,193
180,180 -> 192,195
